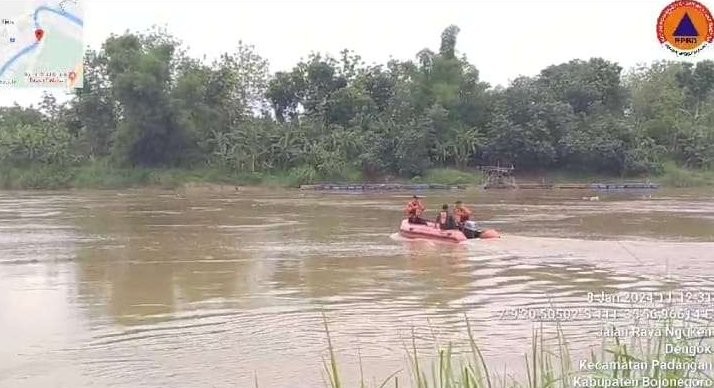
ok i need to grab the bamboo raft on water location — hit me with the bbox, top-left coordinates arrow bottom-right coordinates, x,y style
299,183 -> 467,191
485,182 -> 660,190
298,182 -> 659,191
590,183 -> 660,190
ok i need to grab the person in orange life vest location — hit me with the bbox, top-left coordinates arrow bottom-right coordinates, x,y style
435,204 -> 457,230
453,200 -> 472,227
405,195 -> 427,224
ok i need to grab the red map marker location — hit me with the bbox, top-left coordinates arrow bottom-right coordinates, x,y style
35,28 -> 44,42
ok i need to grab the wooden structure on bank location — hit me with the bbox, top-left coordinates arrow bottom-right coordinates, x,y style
482,165 -> 517,189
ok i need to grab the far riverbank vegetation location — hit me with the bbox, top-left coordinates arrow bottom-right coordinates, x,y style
1,25 -> 713,190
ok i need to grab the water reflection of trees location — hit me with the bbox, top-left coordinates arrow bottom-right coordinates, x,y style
264,194 -> 640,318
268,239 -> 648,323
69,191 -> 662,330
71,193 -> 270,326
268,239 -> 475,309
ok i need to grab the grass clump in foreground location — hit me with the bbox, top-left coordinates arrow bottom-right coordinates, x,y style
312,313 -> 714,388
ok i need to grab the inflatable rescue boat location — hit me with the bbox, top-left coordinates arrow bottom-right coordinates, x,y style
399,219 -> 500,243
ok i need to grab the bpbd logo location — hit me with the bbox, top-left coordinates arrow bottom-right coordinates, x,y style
657,0 -> 714,55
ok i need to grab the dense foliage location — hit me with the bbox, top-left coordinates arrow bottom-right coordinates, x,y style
1,25 -> 713,185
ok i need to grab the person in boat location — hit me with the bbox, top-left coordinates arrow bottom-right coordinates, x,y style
453,200 -> 473,228
435,204 -> 457,230
405,195 -> 427,224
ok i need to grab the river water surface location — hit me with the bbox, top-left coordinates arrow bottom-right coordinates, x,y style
1,187 -> 713,387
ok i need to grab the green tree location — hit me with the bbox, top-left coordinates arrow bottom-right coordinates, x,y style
2,24 -> 712,187
103,31 -> 190,166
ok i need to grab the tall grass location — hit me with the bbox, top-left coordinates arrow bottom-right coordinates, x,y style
656,162 -> 714,188
2,161 -> 711,190
0,161 -> 371,190
320,313 -> 714,388
412,169 -> 483,186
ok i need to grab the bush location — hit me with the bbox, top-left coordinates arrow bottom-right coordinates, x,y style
657,161 -> 714,187
0,165 -> 75,189
288,165 -> 317,186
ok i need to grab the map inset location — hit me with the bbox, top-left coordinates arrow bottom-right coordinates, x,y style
0,0 -> 84,89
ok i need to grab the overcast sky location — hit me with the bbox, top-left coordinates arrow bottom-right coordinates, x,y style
1,0 -> 711,107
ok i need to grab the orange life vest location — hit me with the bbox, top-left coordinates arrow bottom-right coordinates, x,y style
405,200 -> 423,216
455,206 -> 472,223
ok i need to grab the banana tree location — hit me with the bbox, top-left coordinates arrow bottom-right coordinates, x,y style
449,125 -> 484,169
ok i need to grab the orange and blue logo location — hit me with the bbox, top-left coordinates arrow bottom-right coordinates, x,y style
657,0 -> 714,56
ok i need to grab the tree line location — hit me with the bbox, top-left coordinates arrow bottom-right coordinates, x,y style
1,25 -> 713,184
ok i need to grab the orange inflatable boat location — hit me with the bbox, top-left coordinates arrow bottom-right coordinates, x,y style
398,219 -> 500,243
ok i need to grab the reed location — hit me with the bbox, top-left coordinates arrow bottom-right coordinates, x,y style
320,313 -> 714,388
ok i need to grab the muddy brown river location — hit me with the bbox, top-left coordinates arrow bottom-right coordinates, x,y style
1,187 -> 713,387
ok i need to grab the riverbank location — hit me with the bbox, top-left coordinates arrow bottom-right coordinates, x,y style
0,163 -> 711,190
0,165 -> 482,190
537,162 -> 714,189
